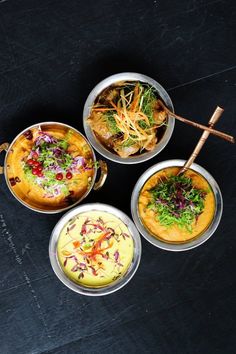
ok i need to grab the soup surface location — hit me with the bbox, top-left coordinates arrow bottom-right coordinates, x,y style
57,211 -> 134,287
6,124 -> 95,211
138,167 -> 215,242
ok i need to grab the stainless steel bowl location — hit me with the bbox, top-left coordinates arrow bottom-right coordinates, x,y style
131,159 -> 223,251
83,72 -> 175,164
49,203 -> 142,296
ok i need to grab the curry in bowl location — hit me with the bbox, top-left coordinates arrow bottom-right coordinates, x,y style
138,167 -> 215,243
5,123 -> 96,212
49,203 -> 141,295
57,210 -> 134,287
87,81 -> 168,158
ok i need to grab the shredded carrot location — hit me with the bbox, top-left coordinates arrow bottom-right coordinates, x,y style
129,84 -> 139,110
73,241 -> 80,248
77,231 -> 113,261
110,100 -> 121,116
92,108 -> 116,112
87,82 -> 164,155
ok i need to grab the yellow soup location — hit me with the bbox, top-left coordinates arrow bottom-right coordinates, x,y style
138,167 -> 215,243
57,211 -> 134,287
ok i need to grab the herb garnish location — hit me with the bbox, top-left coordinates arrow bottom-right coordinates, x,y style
104,111 -> 121,135
23,131 -> 90,198
88,82 -> 168,157
148,175 -> 207,232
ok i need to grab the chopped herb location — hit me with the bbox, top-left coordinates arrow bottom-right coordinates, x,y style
122,137 -> 135,147
93,160 -> 100,169
104,111 -> 121,135
140,85 -> 157,126
58,140 -> 68,150
138,120 -> 149,129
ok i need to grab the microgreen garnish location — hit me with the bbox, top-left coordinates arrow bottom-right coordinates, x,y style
148,175 -> 207,232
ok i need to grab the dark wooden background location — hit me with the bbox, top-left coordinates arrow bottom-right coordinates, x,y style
0,1 -> 235,353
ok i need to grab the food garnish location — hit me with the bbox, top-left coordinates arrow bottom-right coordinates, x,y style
148,175 -> 207,232
58,212 -> 133,285
22,131 -> 92,198
87,81 -> 168,157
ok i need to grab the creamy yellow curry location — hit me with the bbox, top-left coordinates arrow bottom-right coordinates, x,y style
6,124 -> 95,211
57,211 -> 134,287
138,167 -> 215,243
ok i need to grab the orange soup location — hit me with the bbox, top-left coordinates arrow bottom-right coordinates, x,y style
138,167 -> 215,243
6,124 -> 95,211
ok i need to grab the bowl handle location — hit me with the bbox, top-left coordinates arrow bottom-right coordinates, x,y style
0,143 -> 9,174
93,160 -> 108,191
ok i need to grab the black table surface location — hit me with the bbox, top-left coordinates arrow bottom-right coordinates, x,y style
0,1 -> 236,353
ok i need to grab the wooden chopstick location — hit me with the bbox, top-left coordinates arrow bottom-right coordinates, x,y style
178,106 -> 224,175
158,100 -> 235,144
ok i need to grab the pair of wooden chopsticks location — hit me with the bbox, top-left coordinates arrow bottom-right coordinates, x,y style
158,100 -> 234,144
159,101 -> 234,174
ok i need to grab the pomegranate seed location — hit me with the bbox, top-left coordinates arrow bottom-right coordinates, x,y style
32,168 -> 38,175
32,161 -> 40,167
56,173 -> 63,181
37,171 -> 43,177
66,171 -> 73,179
27,159 -> 35,166
37,165 -> 43,171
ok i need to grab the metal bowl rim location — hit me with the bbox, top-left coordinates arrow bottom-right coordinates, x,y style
131,159 -> 223,251
4,121 -> 98,214
83,72 -> 175,164
49,202 -> 142,296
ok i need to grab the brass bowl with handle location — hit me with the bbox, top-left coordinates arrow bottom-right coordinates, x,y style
0,122 -> 108,213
